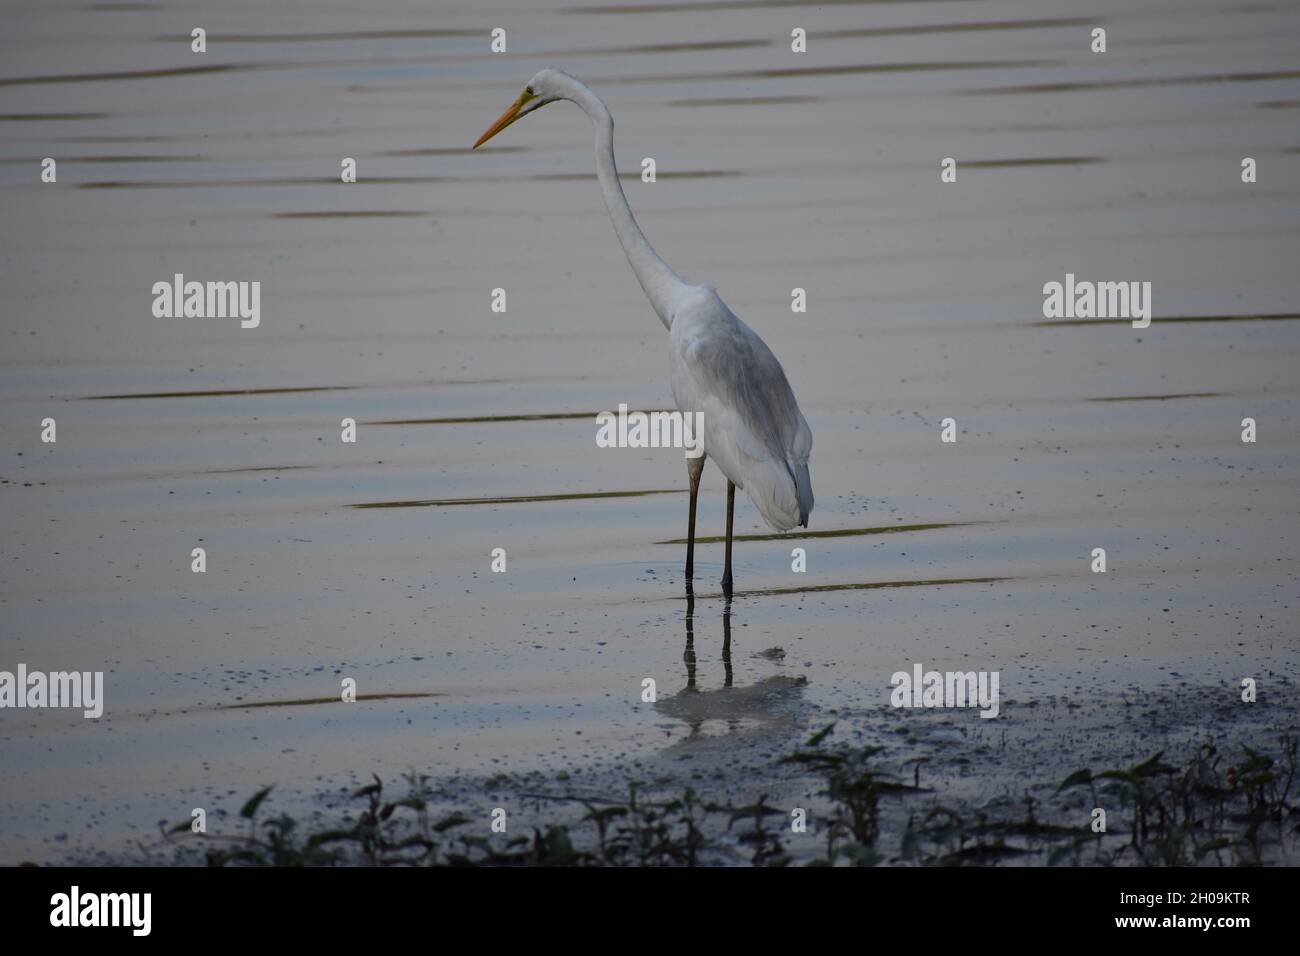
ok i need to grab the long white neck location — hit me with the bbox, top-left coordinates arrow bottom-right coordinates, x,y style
563,80 -> 685,330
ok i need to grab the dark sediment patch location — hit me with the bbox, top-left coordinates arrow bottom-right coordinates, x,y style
80,385 -> 354,400
0,154 -> 206,164
1033,312 -> 1300,327
271,210 -> 430,219
669,95 -> 822,107
352,489 -> 683,509
690,576 -> 1008,599
0,63 -> 246,87
960,156 -> 1103,168
657,521 -> 975,545
156,29 -> 481,42
369,409 -> 671,425
218,692 -> 441,710
77,171 -> 736,188
1087,392 -> 1223,403
0,112 -> 111,121
594,60 -> 1059,86
816,16 -> 1098,39
565,0 -> 974,13
966,69 -> 1300,96
198,464 -> 315,475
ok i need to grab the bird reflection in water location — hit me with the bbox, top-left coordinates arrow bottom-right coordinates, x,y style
660,596 -> 806,741
682,593 -> 732,691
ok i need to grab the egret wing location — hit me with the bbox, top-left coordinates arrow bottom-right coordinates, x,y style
669,289 -> 813,529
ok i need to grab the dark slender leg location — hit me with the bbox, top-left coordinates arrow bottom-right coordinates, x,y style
721,599 -> 733,688
685,455 -> 705,595
722,480 -> 735,596
683,593 -> 697,689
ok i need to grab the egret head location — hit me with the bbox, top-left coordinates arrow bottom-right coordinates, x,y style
473,68 -> 571,148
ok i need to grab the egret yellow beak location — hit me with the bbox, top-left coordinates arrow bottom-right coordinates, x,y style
473,90 -> 535,149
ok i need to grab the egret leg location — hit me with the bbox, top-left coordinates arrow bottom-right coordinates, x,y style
722,480 -> 735,596
683,593 -> 697,689
722,599 -> 733,688
685,455 -> 705,595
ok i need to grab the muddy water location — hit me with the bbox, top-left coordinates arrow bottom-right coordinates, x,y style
1,0 -> 1298,862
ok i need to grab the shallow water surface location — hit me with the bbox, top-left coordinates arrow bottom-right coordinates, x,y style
1,0 -> 1298,863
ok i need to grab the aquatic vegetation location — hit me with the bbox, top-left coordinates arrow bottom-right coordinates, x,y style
1052,736 -> 1298,866
176,775 -> 792,867
168,732 -> 1298,867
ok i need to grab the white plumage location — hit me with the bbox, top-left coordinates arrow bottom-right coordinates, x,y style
669,285 -> 813,531
475,67 -> 813,592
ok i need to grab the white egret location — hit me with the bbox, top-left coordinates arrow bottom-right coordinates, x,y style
474,68 -> 813,596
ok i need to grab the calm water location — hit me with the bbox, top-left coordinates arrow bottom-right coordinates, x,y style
1,0 -> 1298,862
